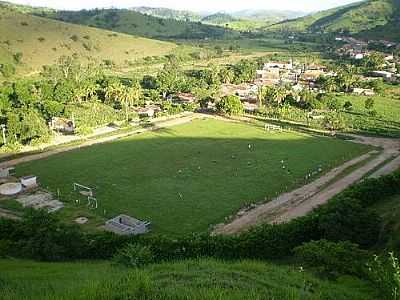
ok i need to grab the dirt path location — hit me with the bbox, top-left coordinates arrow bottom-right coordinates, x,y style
0,113 -> 198,169
214,134 -> 400,235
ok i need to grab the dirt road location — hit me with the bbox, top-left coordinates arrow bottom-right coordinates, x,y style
214,134 -> 400,235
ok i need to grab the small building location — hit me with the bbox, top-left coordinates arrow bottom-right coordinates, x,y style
136,105 -> 161,118
354,53 -> 365,60
0,167 -> 15,178
20,175 -> 38,189
105,214 -> 151,236
384,55 -> 394,61
49,117 -> 75,133
371,71 -> 394,80
263,61 -> 293,70
243,102 -> 259,113
352,88 -> 375,96
175,93 -> 196,104
301,70 -> 325,82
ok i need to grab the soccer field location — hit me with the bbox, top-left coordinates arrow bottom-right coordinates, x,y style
16,118 -> 370,235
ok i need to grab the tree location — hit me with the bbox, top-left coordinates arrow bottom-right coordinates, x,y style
343,101 -> 353,111
262,86 -> 287,107
216,95 -> 243,115
365,98 -> 375,111
321,76 -> 337,93
364,52 -> 385,70
233,59 -> 257,83
219,67 -> 235,84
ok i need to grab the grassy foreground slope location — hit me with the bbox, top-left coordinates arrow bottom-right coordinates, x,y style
0,259 -> 379,300
0,6 -> 177,74
15,119 -> 369,235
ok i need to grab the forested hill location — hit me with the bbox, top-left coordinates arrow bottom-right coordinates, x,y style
34,8 -> 236,40
201,13 -> 238,24
265,0 -> 400,41
130,6 -> 202,22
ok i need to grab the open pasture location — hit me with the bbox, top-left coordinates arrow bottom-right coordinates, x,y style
15,118 -> 369,235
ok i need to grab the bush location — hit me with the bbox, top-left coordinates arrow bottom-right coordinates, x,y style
216,95 -> 243,116
0,63 -> 15,78
13,52 -> 23,64
294,240 -> 368,277
367,253 -> 400,300
70,35 -> 79,42
114,243 -> 154,268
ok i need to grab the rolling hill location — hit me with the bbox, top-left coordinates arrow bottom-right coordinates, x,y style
130,6 -> 202,22
265,0 -> 400,41
0,5 -> 177,75
201,12 -> 238,24
232,9 -> 307,22
35,8 -> 235,40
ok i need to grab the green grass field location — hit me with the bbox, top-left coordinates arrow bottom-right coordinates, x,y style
339,86 -> 400,137
15,119 -> 369,235
0,258 -> 379,300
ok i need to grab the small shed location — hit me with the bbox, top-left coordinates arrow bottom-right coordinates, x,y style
50,117 -> 75,133
0,167 -> 15,178
352,88 -> 375,96
20,175 -> 38,189
105,214 -> 151,236
175,93 -> 196,103
136,105 -> 161,118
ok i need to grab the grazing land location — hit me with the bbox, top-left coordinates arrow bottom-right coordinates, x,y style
339,87 -> 400,137
0,6 -> 177,74
0,258 -> 379,300
15,118 -> 369,235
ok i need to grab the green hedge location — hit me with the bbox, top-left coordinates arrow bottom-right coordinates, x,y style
0,171 -> 399,262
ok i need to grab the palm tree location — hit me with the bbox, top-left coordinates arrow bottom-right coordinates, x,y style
219,67 -> 235,84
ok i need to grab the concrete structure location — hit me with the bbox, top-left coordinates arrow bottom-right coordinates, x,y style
0,182 -> 22,196
50,117 -> 75,133
16,191 -> 64,212
175,93 -> 196,104
136,105 -> 161,118
105,214 -> 151,235
352,88 -> 375,96
0,167 -> 15,178
371,71 -> 394,81
20,175 -> 37,189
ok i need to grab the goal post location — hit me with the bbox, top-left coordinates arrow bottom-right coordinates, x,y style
73,183 -> 93,197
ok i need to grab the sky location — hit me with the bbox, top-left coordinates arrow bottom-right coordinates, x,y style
6,0 -> 360,13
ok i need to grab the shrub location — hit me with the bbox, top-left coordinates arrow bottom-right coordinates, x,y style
343,100 -> 353,111
37,37 -> 45,43
365,97 -> 375,110
13,52 -> 23,64
0,63 -> 16,78
20,21 -> 28,26
367,253 -> 400,300
70,34 -> 79,42
294,240 -> 368,277
216,95 -> 243,116
114,243 -> 154,268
